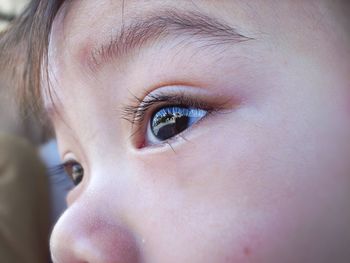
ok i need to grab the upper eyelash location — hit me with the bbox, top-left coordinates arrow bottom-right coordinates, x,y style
48,163 -> 74,185
49,163 -> 66,175
121,92 -> 215,127
49,160 -> 77,178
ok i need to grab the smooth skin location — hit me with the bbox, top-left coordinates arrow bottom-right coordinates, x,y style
47,1 -> 350,262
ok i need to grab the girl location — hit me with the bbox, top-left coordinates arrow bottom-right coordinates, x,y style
2,0 -> 350,262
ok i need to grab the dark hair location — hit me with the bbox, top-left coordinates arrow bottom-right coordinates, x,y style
0,0 -> 65,120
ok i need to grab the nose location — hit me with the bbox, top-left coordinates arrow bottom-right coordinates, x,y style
50,200 -> 140,263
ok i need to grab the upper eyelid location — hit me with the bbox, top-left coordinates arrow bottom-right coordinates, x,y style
121,91 -> 218,127
62,152 -> 78,163
124,93 -> 186,122
61,152 -> 86,172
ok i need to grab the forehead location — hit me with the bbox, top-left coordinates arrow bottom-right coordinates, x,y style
49,0 -> 251,61
47,0 -> 254,103
43,0 -> 350,150
48,0 -> 331,71
45,0 -> 261,133
45,0 -> 335,114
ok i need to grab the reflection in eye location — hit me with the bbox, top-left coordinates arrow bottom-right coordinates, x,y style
149,106 -> 207,141
62,161 -> 84,186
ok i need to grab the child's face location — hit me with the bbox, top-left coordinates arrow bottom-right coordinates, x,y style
47,1 -> 350,262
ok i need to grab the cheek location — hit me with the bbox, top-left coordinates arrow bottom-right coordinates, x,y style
128,98 -> 350,262
123,109 -> 293,261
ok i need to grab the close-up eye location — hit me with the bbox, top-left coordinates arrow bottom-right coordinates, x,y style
123,88 -> 232,148
147,106 -> 208,143
62,161 -> 84,186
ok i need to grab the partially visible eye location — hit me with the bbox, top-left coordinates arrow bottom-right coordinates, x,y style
62,161 -> 84,186
147,106 -> 207,144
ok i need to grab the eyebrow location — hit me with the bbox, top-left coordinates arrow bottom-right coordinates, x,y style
86,9 -> 252,72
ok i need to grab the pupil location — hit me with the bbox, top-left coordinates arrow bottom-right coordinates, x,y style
72,164 -> 83,185
152,112 -> 190,140
151,106 -> 207,142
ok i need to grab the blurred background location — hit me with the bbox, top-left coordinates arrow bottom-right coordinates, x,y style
0,0 -> 40,141
0,0 -> 27,31
1,1 -> 73,262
